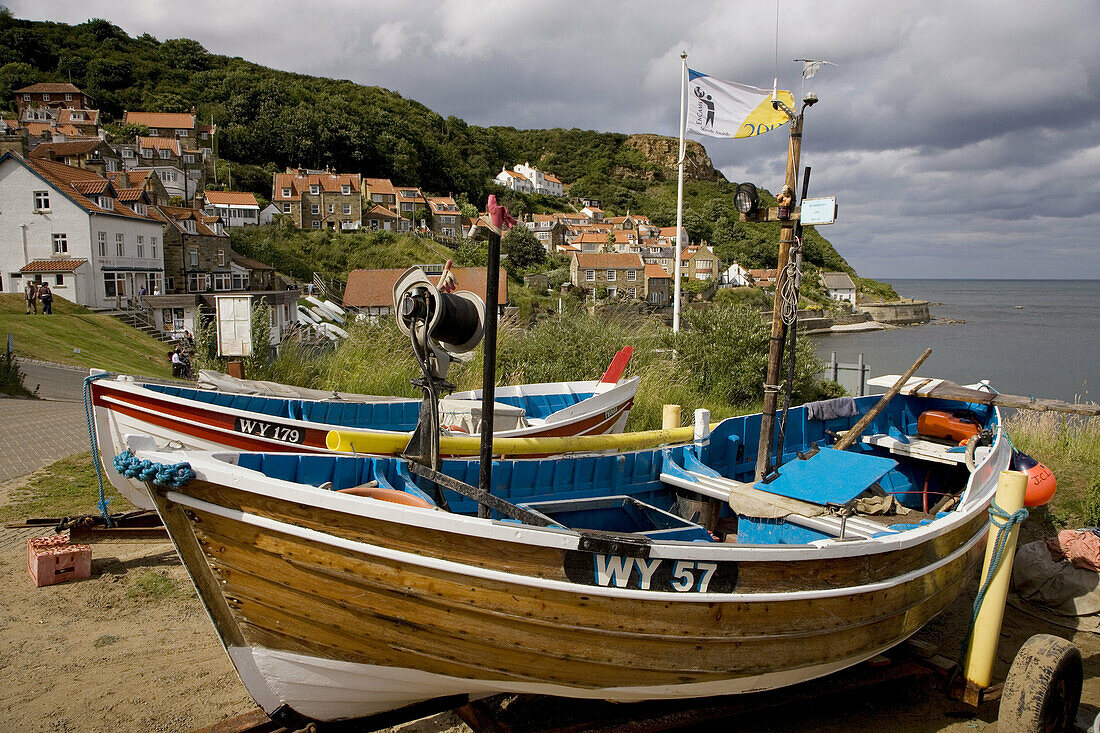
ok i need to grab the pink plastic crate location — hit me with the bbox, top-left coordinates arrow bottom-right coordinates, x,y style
27,536 -> 91,587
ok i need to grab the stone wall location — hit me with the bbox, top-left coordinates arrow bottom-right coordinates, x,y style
855,300 -> 931,325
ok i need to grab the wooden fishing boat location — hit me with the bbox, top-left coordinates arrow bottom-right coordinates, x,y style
132,387 -> 1010,726
90,352 -> 638,510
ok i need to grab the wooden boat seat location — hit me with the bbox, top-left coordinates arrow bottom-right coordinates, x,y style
861,433 -> 990,466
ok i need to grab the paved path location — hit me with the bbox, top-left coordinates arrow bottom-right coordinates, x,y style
17,361 -> 86,402
0,398 -> 88,484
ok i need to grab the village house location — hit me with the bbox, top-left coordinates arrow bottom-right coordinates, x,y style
524,214 -> 568,254
117,136 -> 206,203
108,169 -> 170,206
749,268 -> 778,288
18,105 -> 102,143
494,163 -> 564,197
396,186 -> 427,230
203,190 -> 261,227
569,252 -> 646,300
364,204 -> 402,232
362,177 -> 397,214
122,110 -> 215,160
29,139 -> 121,176
680,243 -> 717,280
272,168 -> 362,230
0,152 -> 164,308
343,266 -> 508,317
580,205 -> 604,223
719,262 -> 753,287
820,271 -> 857,304
644,264 -> 671,306
426,196 -> 461,238
494,167 -> 532,194
641,244 -> 675,275
15,83 -> 94,114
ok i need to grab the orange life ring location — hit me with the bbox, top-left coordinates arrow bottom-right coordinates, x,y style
338,484 -> 432,508
1011,450 -> 1057,507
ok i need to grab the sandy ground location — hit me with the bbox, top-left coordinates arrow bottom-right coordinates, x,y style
0,502 -> 1097,732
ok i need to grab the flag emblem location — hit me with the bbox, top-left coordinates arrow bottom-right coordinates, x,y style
687,69 -> 795,139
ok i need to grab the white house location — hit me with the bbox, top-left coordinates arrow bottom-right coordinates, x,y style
495,163 -> 564,197
259,202 -> 280,225
0,152 -> 164,308
820,271 -> 857,304
720,262 -> 753,287
203,190 -> 261,227
494,167 -> 533,194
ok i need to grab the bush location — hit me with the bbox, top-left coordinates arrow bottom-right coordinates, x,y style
0,349 -> 32,397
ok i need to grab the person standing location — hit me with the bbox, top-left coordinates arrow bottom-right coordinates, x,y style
24,281 -> 37,314
37,281 -> 53,314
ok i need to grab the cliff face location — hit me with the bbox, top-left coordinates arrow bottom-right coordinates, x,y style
614,134 -> 721,182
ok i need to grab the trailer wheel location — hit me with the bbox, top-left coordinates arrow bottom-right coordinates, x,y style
998,634 -> 1081,733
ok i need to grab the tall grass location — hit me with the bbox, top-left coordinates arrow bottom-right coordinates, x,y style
1005,411 -> 1100,527
252,303 -> 842,432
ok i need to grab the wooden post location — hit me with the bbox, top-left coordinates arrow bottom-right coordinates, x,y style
833,348 -> 931,451
755,113 -> 804,480
478,231 -> 501,519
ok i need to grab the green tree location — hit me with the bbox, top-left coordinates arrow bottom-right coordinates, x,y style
103,121 -> 149,144
502,225 -> 546,268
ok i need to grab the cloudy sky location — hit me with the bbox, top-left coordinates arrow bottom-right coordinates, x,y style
15,1 -> 1100,279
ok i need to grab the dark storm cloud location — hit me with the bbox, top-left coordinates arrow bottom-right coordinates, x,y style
17,0 -> 1100,277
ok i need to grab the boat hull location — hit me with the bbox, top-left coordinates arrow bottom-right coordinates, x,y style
92,377 -> 636,510
147,418 -> 1008,722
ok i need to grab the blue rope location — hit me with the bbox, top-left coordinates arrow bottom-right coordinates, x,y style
958,498 -> 1029,665
112,450 -> 195,488
83,373 -> 113,525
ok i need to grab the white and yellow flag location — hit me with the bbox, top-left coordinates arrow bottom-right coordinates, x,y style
686,69 -> 794,139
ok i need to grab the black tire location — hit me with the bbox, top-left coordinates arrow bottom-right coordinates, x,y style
998,634 -> 1082,733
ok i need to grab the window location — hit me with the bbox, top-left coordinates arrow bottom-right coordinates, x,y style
99,197 -> 114,211
166,277 -> 174,291
282,203 -> 291,213
281,187 -> 291,198
328,203 -> 335,214
213,273 -> 231,291
585,270 -> 595,282
189,250 -> 199,267
55,274 -> 64,286
372,194 -> 385,202
142,148 -> 153,158
342,204 -> 351,215
42,94 -> 50,102
607,270 -> 616,281
200,132 -> 209,140
97,231 -> 107,256
217,249 -> 225,266
33,191 -> 50,210
65,93 -> 72,101
22,94 -> 29,101
148,129 -> 158,136
115,233 -> 124,256
401,202 -> 414,211
311,204 -> 320,215
151,238 -> 157,259
309,184 -> 320,195
627,269 -> 637,281
184,154 -> 194,163
52,233 -> 68,254
136,235 -> 144,258
369,219 -> 380,231
103,273 -> 125,298
122,148 -> 134,158
608,287 -> 617,298
159,149 -> 171,159
132,202 -> 146,215
629,288 -> 637,299
176,129 -> 188,137
187,273 -> 207,292
341,185 -> 351,195
311,221 -> 320,229
232,273 -> 249,290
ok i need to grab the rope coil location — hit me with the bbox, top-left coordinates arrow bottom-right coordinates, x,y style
112,450 -> 196,489
957,499 -> 1029,665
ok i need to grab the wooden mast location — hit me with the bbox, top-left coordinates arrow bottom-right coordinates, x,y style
755,111 -> 804,481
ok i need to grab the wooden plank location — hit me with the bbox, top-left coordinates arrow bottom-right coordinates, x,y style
869,376 -> 1100,416
862,434 -> 974,465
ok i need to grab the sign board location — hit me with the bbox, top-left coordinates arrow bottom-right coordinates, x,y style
215,295 -> 252,357
799,196 -> 837,225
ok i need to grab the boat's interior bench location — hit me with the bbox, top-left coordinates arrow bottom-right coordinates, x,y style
661,447 -> 904,541
861,433 -> 990,466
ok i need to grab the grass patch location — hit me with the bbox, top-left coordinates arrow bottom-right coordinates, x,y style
126,570 -> 180,601
93,634 -> 119,648
0,294 -> 172,377
1006,412 -> 1100,529
0,452 -> 133,523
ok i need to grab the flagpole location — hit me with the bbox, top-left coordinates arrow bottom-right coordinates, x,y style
673,51 -> 687,333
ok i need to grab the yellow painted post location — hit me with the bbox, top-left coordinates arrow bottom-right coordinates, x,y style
663,404 -> 682,431
963,470 -> 1028,695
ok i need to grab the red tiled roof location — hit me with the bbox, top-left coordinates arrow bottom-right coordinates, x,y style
72,179 -> 111,195
23,122 -> 51,137
363,177 -> 396,196
58,109 -> 99,125
205,190 -> 259,207
365,204 -> 400,220
273,171 -> 360,200
645,264 -> 670,279
16,83 -> 85,95
138,136 -> 181,154
125,111 -> 195,129
16,156 -> 150,222
115,188 -> 147,202
344,267 -> 507,308
427,196 -> 458,214
572,252 -> 645,269
543,173 -> 561,183
28,139 -> 110,158
20,258 -> 88,273
107,170 -> 155,188
149,204 -> 225,237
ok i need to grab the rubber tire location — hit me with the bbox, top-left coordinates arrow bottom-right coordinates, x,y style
998,634 -> 1082,733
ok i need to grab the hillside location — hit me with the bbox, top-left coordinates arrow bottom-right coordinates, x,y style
0,295 -> 172,377
1,11 -> 873,282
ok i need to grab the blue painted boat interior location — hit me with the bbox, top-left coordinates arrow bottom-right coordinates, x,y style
232,394 -> 999,546
144,384 -> 592,428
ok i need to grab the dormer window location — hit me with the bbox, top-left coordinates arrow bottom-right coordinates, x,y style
72,112 -> 84,121
341,185 -> 351,195
133,203 -> 146,215
184,154 -> 194,163
310,184 -> 320,195
185,220 -> 196,234
99,197 -> 114,211
65,94 -> 72,101
22,94 -> 29,101
159,149 -> 171,159
281,187 -> 291,198
43,94 -> 50,102
141,148 -> 152,158
176,129 -> 188,137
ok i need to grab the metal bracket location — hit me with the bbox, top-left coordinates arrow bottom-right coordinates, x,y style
405,462 -> 553,527
576,529 -> 652,558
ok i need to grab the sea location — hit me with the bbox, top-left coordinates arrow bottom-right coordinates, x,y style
810,279 -> 1100,405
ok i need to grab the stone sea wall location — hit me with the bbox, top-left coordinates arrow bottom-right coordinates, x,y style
855,300 -> 931,325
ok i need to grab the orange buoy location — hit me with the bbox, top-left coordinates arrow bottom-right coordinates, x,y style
1011,450 -> 1057,507
338,484 -> 432,508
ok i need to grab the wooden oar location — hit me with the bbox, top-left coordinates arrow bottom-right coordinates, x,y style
867,376 -> 1100,417
834,348 -> 933,451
